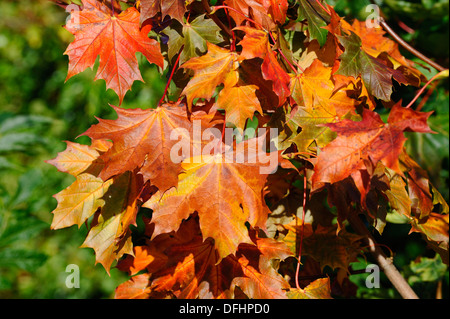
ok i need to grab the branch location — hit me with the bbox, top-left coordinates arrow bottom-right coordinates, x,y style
348,212 -> 419,299
379,18 -> 446,73
368,0 -> 446,72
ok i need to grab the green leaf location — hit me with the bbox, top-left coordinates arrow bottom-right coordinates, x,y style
336,31 -> 394,101
0,249 -> 47,271
0,115 -> 51,134
0,218 -> 47,248
166,15 -> 224,65
297,0 -> 329,47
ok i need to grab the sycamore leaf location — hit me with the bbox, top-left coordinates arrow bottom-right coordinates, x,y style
64,0 -> 164,103
181,42 -> 241,109
140,0 -> 186,24
144,136 -> 278,260
312,103 -> 434,191
166,15 -> 224,65
50,173 -> 113,230
83,104 -> 207,192
287,278 -> 333,299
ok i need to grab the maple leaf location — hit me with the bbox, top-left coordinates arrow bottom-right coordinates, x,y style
311,103 -> 434,191
262,0 -> 288,24
81,172 -> 141,273
235,26 -> 269,60
165,15 -> 224,65
336,31 -> 409,102
64,0 -> 164,103
384,168 -> 411,218
145,218 -> 291,298
261,49 -> 291,106
115,273 -> 152,299
224,0 -> 275,30
214,84 -> 263,131
297,0 -> 330,47
50,173 -> 114,230
289,59 -> 360,152
143,136 -> 278,260
117,245 -> 168,276
140,0 -> 186,24
83,104 -> 208,192
181,42 -> 241,109
341,19 -> 423,81
284,221 -> 363,271
287,278 -> 333,299
46,140 -> 110,177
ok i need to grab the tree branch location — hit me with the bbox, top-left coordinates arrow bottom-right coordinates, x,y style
348,212 -> 419,299
379,18 -> 446,73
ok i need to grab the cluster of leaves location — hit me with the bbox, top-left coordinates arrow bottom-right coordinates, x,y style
47,0 -> 449,298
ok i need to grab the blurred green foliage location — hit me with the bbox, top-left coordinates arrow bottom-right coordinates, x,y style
0,0 -> 448,299
0,0 -> 165,298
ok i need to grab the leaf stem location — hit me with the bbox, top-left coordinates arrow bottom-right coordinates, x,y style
159,51 -> 182,105
405,70 -> 447,108
295,171 -> 308,290
313,0 -> 331,16
379,18 -> 446,72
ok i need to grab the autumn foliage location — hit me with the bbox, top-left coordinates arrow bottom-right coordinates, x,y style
47,0 -> 449,299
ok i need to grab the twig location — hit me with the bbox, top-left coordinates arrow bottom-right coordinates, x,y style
379,18 -> 446,72
405,71 -> 446,108
348,212 -> 419,299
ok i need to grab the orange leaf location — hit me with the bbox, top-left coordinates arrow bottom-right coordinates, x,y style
115,273 -> 152,299
215,84 -> 263,131
235,26 -> 269,60
50,173 -> 113,229
261,49 -> 290,106
287,278 -> 333,299
46,140 -> 109,177
181,42 -> 241,109
144,136 -> 278,260
83,104 -> 207,192
64,0 -> 164,103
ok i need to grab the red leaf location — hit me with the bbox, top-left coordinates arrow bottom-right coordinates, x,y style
261,49 -> 290,106
64,0 -> 164,103
312,103 -> 433,190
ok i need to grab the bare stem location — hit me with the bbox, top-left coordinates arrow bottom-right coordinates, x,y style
348,212 -> 419,299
